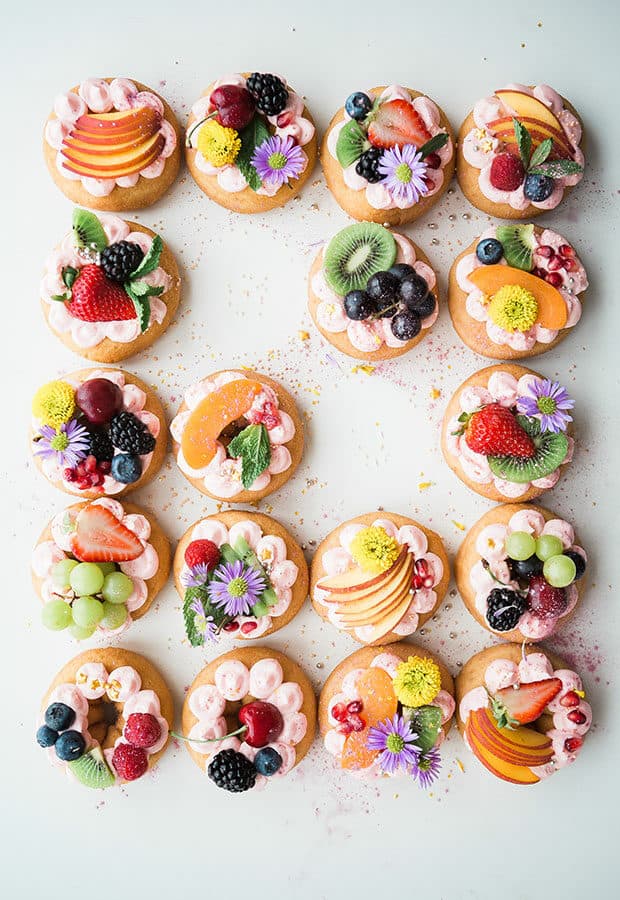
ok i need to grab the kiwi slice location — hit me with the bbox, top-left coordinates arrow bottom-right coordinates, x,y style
488,415 -> 568,483
496,224 -> 535,271
68,745 -> 115,789
324,223 -> 397,295
72,208 -> 108,252
336,120 -> 370,167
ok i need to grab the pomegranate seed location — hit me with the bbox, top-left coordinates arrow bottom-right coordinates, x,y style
84,454 -> 97,472
223,621 -> 239,632
336,721 -> 353,735
567,709 -> 587,725
100,461 -> 111,473
563,258 -> 577,272
425,152 -> 441,169
277,110 -> 295,127
537,245 -> 554,258
564,736 -> 583,753
240,621 -> 257,634
558,244 -> 574,258
64,468 -> 77,482
546,272 -> 563,287
548,256 -> 563,271
560,690 -> 580,708
422,175 -> 435,190
331,703 -> 348,723
346,700 -> 363,714
348,714 -> 365,732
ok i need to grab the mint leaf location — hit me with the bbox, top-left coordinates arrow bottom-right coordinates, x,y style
130,235 -> 162,279
228,424 -> 271,489
402,705 -> 442,752
183,588 -> 205,646
419,132 -> 449,159
51,293 -> 71,302
72,208 -> 108,252
528,138 -> 553,169
236,117 -> 271,192
528,159 -> 583,178
124,283 -> 150,333
512,118 -> 532,171
336,120 -> 369,167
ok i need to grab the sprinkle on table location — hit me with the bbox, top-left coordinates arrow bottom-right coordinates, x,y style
452,520 -> 466,531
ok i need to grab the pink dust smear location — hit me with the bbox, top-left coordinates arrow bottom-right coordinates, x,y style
548,629 -> 606,684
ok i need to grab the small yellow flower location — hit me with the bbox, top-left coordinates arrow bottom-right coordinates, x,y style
197,120 -> 241,168
350,526 -> 399,574
488,284 -> 539,333
393,656 -> 441,707
32,380 -> 75,427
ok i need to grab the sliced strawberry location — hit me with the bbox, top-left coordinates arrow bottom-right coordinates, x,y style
492,677 -> 562,727
463,403 -> 535,458
65,264 -> 136,323
367,99 -> 431,150
70,504 -> 143,562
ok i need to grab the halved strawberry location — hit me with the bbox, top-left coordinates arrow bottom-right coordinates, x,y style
491,677 -> 562,728
71,504 -> 143,562
367,100 -> 431,150
461,403 -> 535,458
65,264 -> 136,323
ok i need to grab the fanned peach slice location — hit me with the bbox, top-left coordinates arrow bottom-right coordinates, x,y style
469,708 -> 553,766
494,90 -> 565,137
341,667 -> 398,771
318,548 -> 407,595
73,107 -> 161,137
61,133 -> 165,179
467,723 -> 541,785
358,591 -> 413,643
336,558 -> 414,625
181,379 -> 264,470
468,264 -> 568,330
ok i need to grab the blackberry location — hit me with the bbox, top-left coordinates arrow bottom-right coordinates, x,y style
100,241 -> 144,283
110,412 -> 156,455
88,428 -> 114,463
485,588 -> 528,632
208,749 -> 256,793
355,148 -> 385,183
246,73 -> 288,117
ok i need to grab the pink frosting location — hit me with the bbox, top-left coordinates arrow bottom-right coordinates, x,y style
46,78 -> 176,197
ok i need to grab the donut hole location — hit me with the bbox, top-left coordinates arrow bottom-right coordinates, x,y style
86,697 -> 125,749
218,416 -> 250,449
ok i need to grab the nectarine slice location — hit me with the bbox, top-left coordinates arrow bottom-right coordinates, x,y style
467,722 -> 541,784
181,379 -> 264,470
319,548 -> 407,595
494,90 -> 565,137
468,708 -> 553,767
468,264 -> 568,330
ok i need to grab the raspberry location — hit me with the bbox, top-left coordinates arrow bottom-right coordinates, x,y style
112,742 -> 149,781
124,713 -> 162,749
184,539 -> 220,571
255,401 -> 281,430
489,152 -> 525,191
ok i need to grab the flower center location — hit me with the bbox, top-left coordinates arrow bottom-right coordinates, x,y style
50,432 -> 69,452
418,755 -> 431,772
227,577 -> 248,598
537,396 -> 557,414
268,151 -> 287,171
395,163 -> 412,184
386,733 -> 405,754
487,284 -> 539,333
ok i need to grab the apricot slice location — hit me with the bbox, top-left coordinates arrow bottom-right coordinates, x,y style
341,727 -> 378,771
468,264 -> 568,330
356,667 -> 398,723
181,379 -> 264,469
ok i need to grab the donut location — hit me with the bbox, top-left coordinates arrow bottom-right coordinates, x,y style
448,224 -> 587,359
174,510 -> 308,644
455,644 -> 592,785
180,646 -> 316,792
36,647 -> 173,788
185,72 -> 317,213
455,503 -> 587,642
441,363 -> 575,502
456,83 -> 584,219
310,512 -> 450,646
40,208 -> 181,363
32,498 -> 171,641
307,223 -> 440,360
171,369 -> 303,502
321,84 -> 454,226
319,643 -> 454,785
43,77 -> 182,211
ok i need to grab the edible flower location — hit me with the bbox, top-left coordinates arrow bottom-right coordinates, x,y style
207,560 -> 266,617
197,120 -> 241,167
366,713 -> 420,775
350,526 -> 399,574
189,597 -> 217,643
32,380 -> 75,428
34,419 -> 90,468
487,285 -> 539,333
516,379 -> 574,434
392,656 -> 441,708
414,747 -> 442,789
378,144 -> 429,205
181,563 -> 212,588
251,134 -> 305,188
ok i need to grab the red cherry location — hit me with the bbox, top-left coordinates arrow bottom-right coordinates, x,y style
76,378 -> 123,425
567,709 -> 587,725
545,272 -> 563,288
210,85 -> 255,130
558,244 -> 574,258
238,701 -> 284,748
526,575 -> 568,619
560,690 -> 581,708
537,245 -> 554,258
346,700 -> 363,714
564,736 -> 583,753
331,702 -> 348,722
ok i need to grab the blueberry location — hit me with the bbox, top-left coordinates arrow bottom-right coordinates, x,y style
55,730 -> 86,762
254,747 -> 283,777
523,173 -> 555,202
476,238 -> 504,265
45,702 -> 75,732
110,453 -> 142,484
36,725 -> 59,748
391,311 -> 421,341
563,550 -> 586,581
344,290 -> 375,321
399,272 -> 429,308
345,92 -> 373,121
387,263 -> 416,282
509,554 -> 544,581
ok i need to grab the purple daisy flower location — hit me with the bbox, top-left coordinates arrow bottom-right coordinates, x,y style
414,747 -> 442,789
251,135 -> 305,188
378,144 -> 429,205
207,560 -> 265,618
516,379 -> 574,433
34,419 -> 90,467
181,563 -> 211,588
366,714 -> 420,775
189,597 -> 217,643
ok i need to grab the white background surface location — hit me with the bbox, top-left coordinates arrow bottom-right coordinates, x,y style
2,1 -> 619,897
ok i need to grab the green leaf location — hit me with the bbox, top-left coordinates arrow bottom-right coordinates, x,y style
512,118 -> 532,170
130,235 -> 163,279
262,587 -> 278,607
336,120 -> 369,167
219,542 -> 242,565
128,279 -> 150,297
72,208 -> 108,252
228,424 -> 271,489
418,132 -> 449,159
528,138 -> 553,169
62,266 -> 78,289
51,293 -> 71,302
124,283 -> 150,333
403,705 -> 442,753
236,117 -> 271,192
528,159 -> 584,178
183,588 -> 206,646
251,599 -> 270,618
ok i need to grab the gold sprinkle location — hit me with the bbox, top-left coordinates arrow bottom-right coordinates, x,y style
474,128 -> 486,140
298,330 -> 310,341
481,138 -> 495,153
452,520 -> 466,531
456,759 -> 465,773
418,481 -> 432,491
430,387 -> 441,399
351,365 -> 375,376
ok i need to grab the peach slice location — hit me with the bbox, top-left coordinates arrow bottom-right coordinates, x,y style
467,722 -> 541,785
319,548 -> 407,595
488,118 -> 572,160
494,90 -> 565,137
341,667 -> 398,771
335,558 -> 414,624
181,379 -> 264,470
468,708 -> 553,766
468,264 -> 568,330
61,134 -> 165,179
341,727 -> 378,771
73,108 -> 161,135
359,591 -> 414,643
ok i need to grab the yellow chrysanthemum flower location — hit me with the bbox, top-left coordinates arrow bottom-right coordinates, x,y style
487,284 -> 539,333
196,120 -> 241,168
393,656 -> 441,707
350,526 -> 399,574
32,381 -> 75,428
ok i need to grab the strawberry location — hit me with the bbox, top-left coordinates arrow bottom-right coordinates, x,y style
462,403 -> 535,458
184,539 -> 220,571
489,152 -> 525,191
65,265 -> 136,323
367,99 -> 431,150
491,677 -> 563,728
71,504 -> 143,562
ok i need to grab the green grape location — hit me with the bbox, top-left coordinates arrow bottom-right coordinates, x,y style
72,595 -> 104,628
101,601 -> 128,630
51,558 -> 79,590
69,622 -> 97,641
535,534 -> 564,561
70,562 -> 105,596
543,554 -> 577,588
41,599 -> 73,631
97,562 -> 118,577
505,531 -> 536,561
102,572 -> 134,604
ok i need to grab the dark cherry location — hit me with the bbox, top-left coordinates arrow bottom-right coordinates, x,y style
76,378 -> 123,425
238,701 -> 284,748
